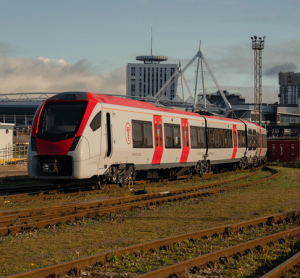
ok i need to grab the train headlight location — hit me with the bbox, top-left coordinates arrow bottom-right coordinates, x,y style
43,164 -> 49,171
69,136 -> 81,151
31,137 -> 37,151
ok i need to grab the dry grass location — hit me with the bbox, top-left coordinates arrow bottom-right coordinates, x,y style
0,167 -> 299,277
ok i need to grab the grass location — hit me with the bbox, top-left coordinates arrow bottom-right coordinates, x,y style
0,166 -> 299,277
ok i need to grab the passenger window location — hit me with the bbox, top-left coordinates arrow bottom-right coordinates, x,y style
224,130 -> 228,147
132,120 -> 153,148
164,125 -> 172,147
159,125 -> 162,146
190,127 -> 197,148
144,123 -> 153,147
182,127 -> 185,147
174,126 -> 181,147
90,111 -> 101,132
219,130 -> 224,148
185,127 -> 189,147
214,130 -> 219,147
209,129 -> 214,147
133,122 -> 142,146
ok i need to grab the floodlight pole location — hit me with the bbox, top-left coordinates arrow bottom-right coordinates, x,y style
251,35 -> 265,126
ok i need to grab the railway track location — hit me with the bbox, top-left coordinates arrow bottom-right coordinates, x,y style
7,198 -> 300,278
0,168 -> 276,237
0,167 -> 251,202
261,250 -> 300,277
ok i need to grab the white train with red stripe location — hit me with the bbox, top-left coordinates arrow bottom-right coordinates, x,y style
27,92 -> 267,189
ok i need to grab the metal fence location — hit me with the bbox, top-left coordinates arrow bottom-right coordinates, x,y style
0,144 -> 28,165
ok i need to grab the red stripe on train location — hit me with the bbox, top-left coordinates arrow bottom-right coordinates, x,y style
152,115 -> 163,164
231,125 -> 237,159
180,119 -> 190,163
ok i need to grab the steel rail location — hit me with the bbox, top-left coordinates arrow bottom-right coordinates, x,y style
0,170 -> 256,219
261,250 -> 300,278
136,227 -> 300,278
6,203 -> 299,278
0,170 -> 259,232
0,169 -> 224,202
0,168 -> 277,237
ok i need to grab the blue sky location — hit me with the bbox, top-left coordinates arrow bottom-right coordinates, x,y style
1,0 -> 300,102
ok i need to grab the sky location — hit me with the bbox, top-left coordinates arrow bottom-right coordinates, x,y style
0,0 -> 300,103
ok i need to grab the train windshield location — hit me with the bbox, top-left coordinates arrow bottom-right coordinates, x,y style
37,101 -> 87,141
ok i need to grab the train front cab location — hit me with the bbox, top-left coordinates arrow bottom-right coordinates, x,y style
28,94 -> 104,183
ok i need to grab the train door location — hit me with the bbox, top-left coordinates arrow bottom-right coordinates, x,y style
231,125 -> 237,159
180,119 -> 190,163
105,112 -> 112,158
152,115 -> 163,165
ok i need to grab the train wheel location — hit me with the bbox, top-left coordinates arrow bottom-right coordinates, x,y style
96,180 -> 106,190
232,163 -> 237,171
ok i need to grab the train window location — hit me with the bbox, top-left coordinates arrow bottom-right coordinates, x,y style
190,126 -> 206,149
185,127 -> 189,147
219,130 -> 224,148
155,124 -> 158,147
90,112 -> 101,132
291,144 -> 295,155
164,125 -> 172,147
214,130 -> 219,147
37,102 -> 87,141
164,124 -> 181,148
190,127 -> 197,148
272,144 -> 275,155
182,127 -> 185,147
174,126 -> 181,147
224,130 -> 228,147
132,120 -> 153,148
208,129 -> 214,148
159,125 -> 162,146
144,123 -> 153,147
237,130 -> 246,148
247,129 -> 252,148
238,130 -> 242,148
279,144 -> 283,155
228,130 -> 232,148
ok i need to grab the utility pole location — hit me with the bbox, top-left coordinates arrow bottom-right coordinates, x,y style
251,35 -> 266,126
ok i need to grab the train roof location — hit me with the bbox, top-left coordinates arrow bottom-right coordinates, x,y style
49,92 -> 263,128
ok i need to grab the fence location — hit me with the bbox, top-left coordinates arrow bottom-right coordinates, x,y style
0,144 -> 28,165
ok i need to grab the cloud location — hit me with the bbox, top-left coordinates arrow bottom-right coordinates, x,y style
264,63 -> 298,77
0,56 -> 126,95
0,43 -> 14,57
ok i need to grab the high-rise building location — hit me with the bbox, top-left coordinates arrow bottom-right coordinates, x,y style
126,55 -> 179,100
278,72 -> 300,105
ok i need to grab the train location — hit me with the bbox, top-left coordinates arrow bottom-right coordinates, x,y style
27,91 -> 267,189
